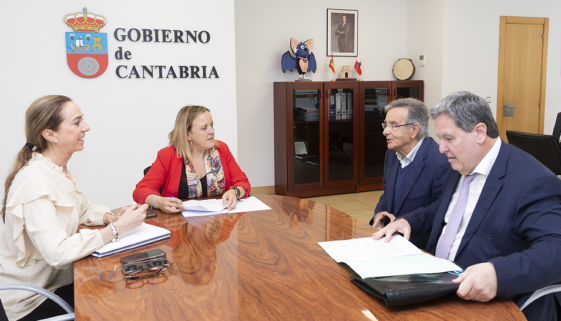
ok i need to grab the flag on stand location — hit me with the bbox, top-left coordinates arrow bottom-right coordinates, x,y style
329,53 -> 335,73
354,53 -> 362,75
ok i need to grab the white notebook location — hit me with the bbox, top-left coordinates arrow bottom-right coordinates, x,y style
92,223 -> 171,258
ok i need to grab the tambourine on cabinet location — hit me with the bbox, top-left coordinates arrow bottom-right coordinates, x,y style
274,80 -> 423,198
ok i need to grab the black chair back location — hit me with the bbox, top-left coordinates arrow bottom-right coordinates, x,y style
0,299 -> 8,321
506,130 -> 561,175
553,112 -> 561,142
144,166 -> 151,176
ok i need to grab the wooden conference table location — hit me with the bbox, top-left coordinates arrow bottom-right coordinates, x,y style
74,194 -> 525,320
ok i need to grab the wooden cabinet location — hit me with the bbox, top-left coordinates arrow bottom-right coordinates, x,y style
357,80 -> 424,192
274,80 -> 423,198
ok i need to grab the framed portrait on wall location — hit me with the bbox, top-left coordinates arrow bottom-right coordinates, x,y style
327,9 -> 358,57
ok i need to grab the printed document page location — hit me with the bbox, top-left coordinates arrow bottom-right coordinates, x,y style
182,196 -> 271,217
318,235 -> 462,278
325,235 -> 422,261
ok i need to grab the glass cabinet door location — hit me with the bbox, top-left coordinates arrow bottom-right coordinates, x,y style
395,80 -> 424,101
292,89 -> 321,186
325,87 -> 355,184
361,84 -> 391,182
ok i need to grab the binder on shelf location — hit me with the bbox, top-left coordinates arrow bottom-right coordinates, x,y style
347,93 -> 353,119
329,93 -> 336,120
335,93 -> 342,120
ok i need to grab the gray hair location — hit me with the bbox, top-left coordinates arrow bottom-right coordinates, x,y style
385,98 -> 429,140
430,91 -> 499,138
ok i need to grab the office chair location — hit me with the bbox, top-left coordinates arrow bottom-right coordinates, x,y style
143,166 -> 164,194
0,284 -> 75,321
521,285 -> 561,311
506,130 -> 561,175
553,112 -> 561,142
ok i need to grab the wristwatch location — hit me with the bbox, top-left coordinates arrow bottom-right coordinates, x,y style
109,222 -> 119,242
231,187 -> 241,200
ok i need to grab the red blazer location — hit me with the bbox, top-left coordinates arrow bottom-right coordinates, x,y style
133,141 -> 251,203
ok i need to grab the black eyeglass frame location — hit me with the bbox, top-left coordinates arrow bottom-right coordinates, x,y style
381,122 -> 415,130
122,258 -> 171,279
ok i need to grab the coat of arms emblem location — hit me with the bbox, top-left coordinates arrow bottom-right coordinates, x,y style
64,7 -> 108,78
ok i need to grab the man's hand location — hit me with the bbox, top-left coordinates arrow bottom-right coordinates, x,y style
453,262 -> 498,302
372,219 -> 411,242
372,211 -> 396,229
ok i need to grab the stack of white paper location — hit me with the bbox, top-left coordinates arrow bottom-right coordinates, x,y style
181,196 -> 271,217
92,223 -> 171,258
318,235 -> 462,278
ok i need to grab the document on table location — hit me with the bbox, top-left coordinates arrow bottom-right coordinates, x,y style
182,196 -> 271,217
318,235 -> 462,278
92,223 -> 171,258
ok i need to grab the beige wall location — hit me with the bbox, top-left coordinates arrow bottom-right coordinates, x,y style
236,0 -> 561,189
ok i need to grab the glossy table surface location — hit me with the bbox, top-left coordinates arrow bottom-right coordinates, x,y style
74,194 -> 525,320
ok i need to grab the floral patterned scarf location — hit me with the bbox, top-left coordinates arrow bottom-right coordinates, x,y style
183,147 -> 226,198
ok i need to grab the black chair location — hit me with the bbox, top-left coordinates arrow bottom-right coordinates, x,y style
0,284 -> 74,321
143,166 -> 164,194
553,112 -> 561,142
506,130 -> 561,175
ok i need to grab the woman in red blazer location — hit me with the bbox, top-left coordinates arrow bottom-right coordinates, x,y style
133,106 -> 250,213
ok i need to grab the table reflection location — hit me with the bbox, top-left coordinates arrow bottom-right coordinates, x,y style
147,213 -> 243,286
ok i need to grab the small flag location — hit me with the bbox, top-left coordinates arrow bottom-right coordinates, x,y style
354,53 -> 362,75
329,53 -> 335,73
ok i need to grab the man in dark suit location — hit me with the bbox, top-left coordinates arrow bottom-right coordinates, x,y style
369,98 -> 449,250
373,91 -> 561,320
335,15 -> 349,52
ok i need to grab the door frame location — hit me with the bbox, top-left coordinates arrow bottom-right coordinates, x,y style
496,16 -> 549,136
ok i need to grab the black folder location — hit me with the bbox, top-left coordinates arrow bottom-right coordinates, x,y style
350,271 -> 462,307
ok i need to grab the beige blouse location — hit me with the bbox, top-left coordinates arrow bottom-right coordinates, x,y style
0,153 -> 109,320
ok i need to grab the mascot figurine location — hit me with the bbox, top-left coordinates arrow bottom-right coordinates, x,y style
281,38 -> 317,80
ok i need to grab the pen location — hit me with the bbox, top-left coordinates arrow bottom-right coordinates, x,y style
171,195 -> 180,209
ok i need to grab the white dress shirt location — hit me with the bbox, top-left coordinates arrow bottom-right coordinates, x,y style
396,138 -> 424,169
436,138 -> 502,261
0,153 -> 109,320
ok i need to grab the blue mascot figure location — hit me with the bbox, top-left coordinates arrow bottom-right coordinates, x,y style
281,38 -> 317,80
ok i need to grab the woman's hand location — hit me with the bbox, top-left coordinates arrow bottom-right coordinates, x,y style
155,196 -> 184,214
222,189 -> 238,210
103,212 -> 118,224
115,204 -> 148,235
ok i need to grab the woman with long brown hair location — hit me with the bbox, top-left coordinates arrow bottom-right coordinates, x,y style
133,105 -> 250,212
0,95 -> 147,321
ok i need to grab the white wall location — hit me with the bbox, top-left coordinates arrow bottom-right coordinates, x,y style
441,0 -> 561,134
0,0 -> 237,208
235,0 -> 408,188
406,0 -> 444,139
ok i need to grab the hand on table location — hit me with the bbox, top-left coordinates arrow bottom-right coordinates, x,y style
371,218 -> 411,242
372,211 -> 396,229
156,196 -> 184,214
115,203 -> 148,234
222,189 -> 238,210
453,262 -> 498,302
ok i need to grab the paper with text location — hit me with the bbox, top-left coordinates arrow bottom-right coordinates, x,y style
182,196 -> 271,217
318,236 -> 461,278
327,236 -> 422,261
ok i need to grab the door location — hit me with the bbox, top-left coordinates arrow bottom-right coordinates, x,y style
358,81 -> 393,188
287,83 -> 324,192
497,16 -> 548,141
323,82 -> 359,188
